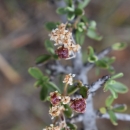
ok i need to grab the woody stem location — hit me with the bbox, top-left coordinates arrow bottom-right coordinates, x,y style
63,83 -> 68,96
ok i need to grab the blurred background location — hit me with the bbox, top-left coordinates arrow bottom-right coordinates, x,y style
0,0 -> 130,130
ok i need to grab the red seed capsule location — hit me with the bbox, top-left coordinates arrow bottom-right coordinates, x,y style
50,92 -> 61,105
55,46 -> 69,59
70,98 -> 86,113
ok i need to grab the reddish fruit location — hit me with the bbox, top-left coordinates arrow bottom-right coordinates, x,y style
55,46 -> 69,59
70,98 -> 86,113
50,92 -> 61,105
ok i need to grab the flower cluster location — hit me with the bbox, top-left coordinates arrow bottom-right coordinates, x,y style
49,23 -> 81,59
49,91 -> 70,118
63,73 -> 75,85
70,98 -> 86,113
43,74 -> 87,130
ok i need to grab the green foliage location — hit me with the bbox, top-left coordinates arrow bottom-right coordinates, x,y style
94,56 -> 116,74
99,107 -> 107,114
111,73 -> 124,80
28,67 -> 43,79
47,82 -> 61,92
36,54 -> 52,65
67,12 -> 75,21
44,40 -> 55,54
28,67 -> 61,101
77,22 -> 86,32
110,81 -> 128,94
64,104 -> 73,118
68,85 -> 79,95
87,21 -> 103,41
78,0 -> 91,9
67,123 -> 77,130
95,59 -> 109,68
105,95 -> 114,107
87,46 -> 98,63
112,42 -> 127,50
45,22 -> 58,31
40,84 -> 48,101
74,8 -> 83,16
104,77 -> 128,100
75,30 -> 85,45
112,104 -> 127,112
79,86 -> 88,98
108,110 -> 118,125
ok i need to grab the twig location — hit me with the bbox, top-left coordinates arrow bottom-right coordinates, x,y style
98,113 -> 130,121
88,75 -> 110,93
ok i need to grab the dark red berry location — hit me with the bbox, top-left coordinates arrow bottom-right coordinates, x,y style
70,98 -> 86,113
55,46 -> 69,59
50,92 -> 61,105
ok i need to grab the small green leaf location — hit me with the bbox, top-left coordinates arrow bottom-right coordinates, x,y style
56,7 -> 67,14
47,82 -> 61,92
44,40 -> 55,54
99,107 -> 107,114
81,15 -> 89,23
105,95 -> 114,107
36,54 -> 52,65
77,22 -> 86,32
108,66 -> 115,74
67,123 -> 77,130
78,0 -> 91,9
111,73 -> 124,80
108,110 -> 118,125
67,12 -> 75,21
68,85 -> 79,96
65,0 -> 72,7
75,30 -> 85,45
40,85 -> 48,101
88,55 -> 98,63
52,54 -> 59,60
88,46 -> 95,56
28,67 -> 43,79
42,76 -> 49,82
66,6 -> 74,12
64,104 -> 73,118
34,80 -> 43,87
74,8 -> 83,15
45,22 -> 57,31
79,86 -> 88,98
87,46 -> 98,62
110,81 -> 128,94
102,57 -> 116,65
112,42 -> 127,50
87,28 -> 103,41
112,104 -> 127,112
108,86 -> 118,99
89,21 -> 97,29
95,60 -> 109,68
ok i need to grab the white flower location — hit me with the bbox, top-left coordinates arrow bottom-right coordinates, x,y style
49,23 -> 81,60
61,96 -> 70,104
63,73 -> 75,85
49,105 -> 64,117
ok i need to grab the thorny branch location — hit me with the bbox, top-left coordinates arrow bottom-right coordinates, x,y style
47,1 -> 128,130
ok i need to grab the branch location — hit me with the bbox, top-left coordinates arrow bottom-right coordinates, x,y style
98,113 -> 130,121
46,61 -> 72,75
88,75 -> 110,93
